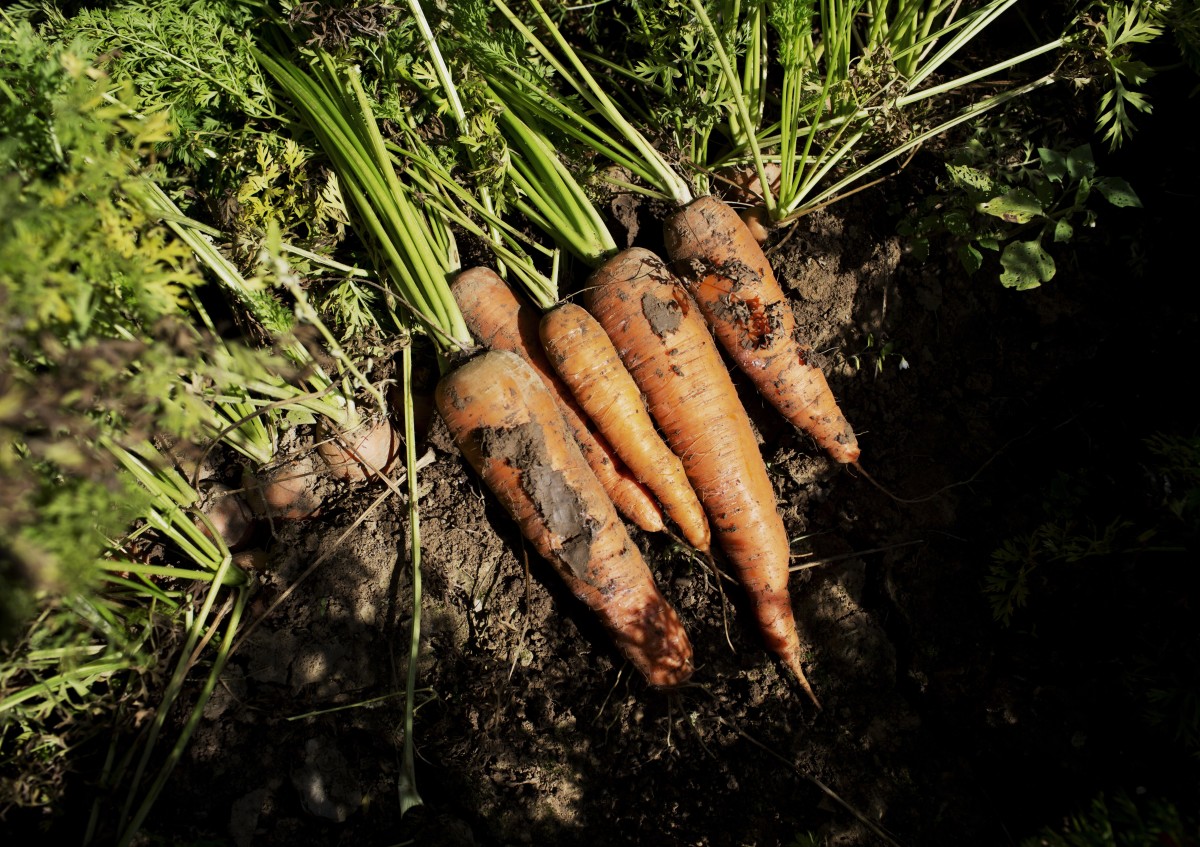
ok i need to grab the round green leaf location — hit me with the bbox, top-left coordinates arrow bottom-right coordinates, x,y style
1000,239 -> 1055,290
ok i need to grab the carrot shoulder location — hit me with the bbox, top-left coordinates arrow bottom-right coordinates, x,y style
451,267 -> 665,534
585,248 -> 818,705
435,350 -> 693,688
540,302 -> 711,553
663,195 -> 860,465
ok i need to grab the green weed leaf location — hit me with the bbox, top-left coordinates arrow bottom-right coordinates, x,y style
1038,147 -> 1067,183
1065,144 -> 1096,182
947,163 -> 994,196
957,242 -> 982,274
1074,176 -> 1093,207
1000,239 -> 1055,290
1032,175 -> 1056,208
1095,177 -> 1142,208
943,209 -> 972,237
978,187 -> 1043,224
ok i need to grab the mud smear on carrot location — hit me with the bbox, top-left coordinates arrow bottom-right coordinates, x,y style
640,290 -> 684,337
476,422 -> 597,581
437,350 -> 693,688
678,256 -> 786,351
719,294 -> 784,350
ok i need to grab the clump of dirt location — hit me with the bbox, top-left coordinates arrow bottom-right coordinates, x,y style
640,289 -> 685,337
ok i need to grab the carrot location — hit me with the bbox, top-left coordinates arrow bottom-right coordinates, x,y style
435,350 -> 694,688
585,248 -> 818,705
539,302 -> 711,553
662,194 -> 861,465
197,482 -> 256,550
315,417 -> 400,482
243,455 -> 324,522
451,267 -> 666,536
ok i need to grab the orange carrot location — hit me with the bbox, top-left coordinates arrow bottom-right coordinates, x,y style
435,350 -> 694,688
196,482 -> 256,550
539,302 -> 711,553
315,417 -> 400,482
451,268 -> 665,535
663,195 -> 860,465
243,455 -> 324,522
585,248 -> 818,705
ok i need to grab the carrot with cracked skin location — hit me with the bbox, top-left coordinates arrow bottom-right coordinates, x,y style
435,350 -> 693,688
451,267 -> 665,535
663,194 -> 860,465
585,248 -> 818,706
540,302 -> 711,553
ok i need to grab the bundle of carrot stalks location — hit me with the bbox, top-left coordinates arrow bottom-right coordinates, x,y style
422,146 -> 837,706
401,41 -> 852,703
373,48 -> 854,704
260,10 -> 861,708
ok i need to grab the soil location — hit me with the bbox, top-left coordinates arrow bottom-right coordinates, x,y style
32,71 -> 1198,847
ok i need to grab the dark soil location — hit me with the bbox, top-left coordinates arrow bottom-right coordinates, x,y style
46,70 -> 1197,847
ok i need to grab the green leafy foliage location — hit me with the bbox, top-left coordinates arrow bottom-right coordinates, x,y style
1,24 -> 200,347
768,0 -> 817,71
898,134 -> 1140,289
1,584 -> 163,810
13,467 -> 152,593
617,0 -> 734,153
44,0 -> 281,167
1163,0 -> 1200,72
210,134 -> 350,252
986,517 -> 1129,626
437,0 -> 590,192
1021,790 -> 1196,846
789,831 -> 826,847
1061,1 -> 1200,151
0,19 -> 292,448
32,0 -> 352,259
0,27 -> 304,825
316,275 -> 382,340
848,332 -> 910,376
1083,1 -> 1165,151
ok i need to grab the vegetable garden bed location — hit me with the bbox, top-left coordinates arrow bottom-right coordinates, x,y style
3,2 -> 1197,844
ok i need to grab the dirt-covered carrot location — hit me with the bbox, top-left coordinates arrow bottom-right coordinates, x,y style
539,302 -> 711,553
451,267 -> 666,535
663,194 -> 860,464
586,248 -> 818,705
315,417 -> 400,482
435,350 -> 694,688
